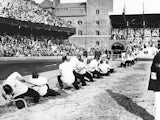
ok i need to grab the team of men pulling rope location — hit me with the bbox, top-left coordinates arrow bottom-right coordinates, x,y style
2,52 -> 137,110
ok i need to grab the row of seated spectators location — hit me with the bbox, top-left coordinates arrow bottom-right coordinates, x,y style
0,0 -> 72,28
111,28 -> 160,49
111,28 -> 160,40
0,34 -> 87,57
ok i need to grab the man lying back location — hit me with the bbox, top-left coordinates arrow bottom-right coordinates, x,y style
2,72 -> 40,109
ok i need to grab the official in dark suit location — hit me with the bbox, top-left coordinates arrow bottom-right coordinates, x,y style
148,51 -> 160,120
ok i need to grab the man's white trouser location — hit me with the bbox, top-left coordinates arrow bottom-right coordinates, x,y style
155,92 -> 160,120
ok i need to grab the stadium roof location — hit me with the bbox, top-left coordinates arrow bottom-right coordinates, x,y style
56,2 -> 86,8
0,17 -> 76,35
110,13 -> 160,28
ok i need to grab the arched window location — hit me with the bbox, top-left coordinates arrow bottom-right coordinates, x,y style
78,30 -> 83,35
78,20 -> 82,25
96,9 -> 100,14
96,21 -> 100,25
111,42 -> 125,54
96,31 -> 100,35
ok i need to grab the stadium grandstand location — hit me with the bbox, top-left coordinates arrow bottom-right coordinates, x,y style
0,0 -> 86,57
110,13 -> 160,54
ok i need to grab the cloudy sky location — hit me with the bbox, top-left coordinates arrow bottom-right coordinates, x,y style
114,0 -> 160,14
34,0 -> 160,14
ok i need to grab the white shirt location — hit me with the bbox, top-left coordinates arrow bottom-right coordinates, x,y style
82,56 -> 88,65
29,77 -> 48,96
69,56 -> 80,71
3,72 -> 28,98
121,52 -> 126,62
106,63 -> 113,69
77,61 -> 87,75
98,63 -> 109,74
59,61 -> 75,85
126,54 -> 132,61
88,59 -> 99,72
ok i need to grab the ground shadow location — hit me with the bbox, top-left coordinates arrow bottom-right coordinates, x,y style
106,90 -> 154,120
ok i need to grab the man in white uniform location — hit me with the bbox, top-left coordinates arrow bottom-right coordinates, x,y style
126,52 -> 132,67
2,72 -> 40,109
77,58 -> 94,82
98,60 -> 109,76
120,51 -> 126,67
57,56 -> 79,90
27,71 -> 60,97
88,56 -> 101,78
105,60 -> 115,73
70,54 -> 87,86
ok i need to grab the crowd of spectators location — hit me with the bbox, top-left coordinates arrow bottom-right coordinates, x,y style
111,28 -> 160,49
0,0 -> 72,28
0,34 -> 86,57
0,0 -> 84,57
111,28 -> 159,40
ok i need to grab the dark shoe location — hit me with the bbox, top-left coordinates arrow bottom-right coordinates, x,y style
90,80 -> 94,82
82,83 -> 87,86
96,76 -> 102,79
75,87 -> 80,90
55,92 -> 60,95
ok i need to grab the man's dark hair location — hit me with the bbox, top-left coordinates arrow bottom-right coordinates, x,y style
100,60 -> 103,64
94,55 -> 99,60
32,71 -> 39,78
62,56 -> 67,61
3,84 -> 13,95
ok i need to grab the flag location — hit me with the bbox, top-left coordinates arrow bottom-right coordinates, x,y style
122,4 -> 127,27
142,2 -> 145,39
122,3 -> 128,39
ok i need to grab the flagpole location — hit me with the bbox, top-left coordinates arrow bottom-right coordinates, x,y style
142,2 -> 145,47
122,3 -> 129,42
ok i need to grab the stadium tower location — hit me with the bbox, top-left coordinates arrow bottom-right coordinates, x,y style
85,0 -> 113,49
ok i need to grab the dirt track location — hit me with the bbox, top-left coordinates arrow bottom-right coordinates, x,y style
0,61 -> 155,120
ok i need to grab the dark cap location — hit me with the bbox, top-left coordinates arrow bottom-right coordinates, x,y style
62,56 -> 67,61
32,71 -> 39,78
3,84 -> 13,95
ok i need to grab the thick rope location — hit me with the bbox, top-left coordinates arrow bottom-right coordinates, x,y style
8,98 -> 28,109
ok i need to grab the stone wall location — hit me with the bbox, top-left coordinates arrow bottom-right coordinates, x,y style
60,16 -> 87,35
69,36 -> 128,50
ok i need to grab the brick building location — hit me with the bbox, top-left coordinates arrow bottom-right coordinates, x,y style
40,0 -> 117,50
